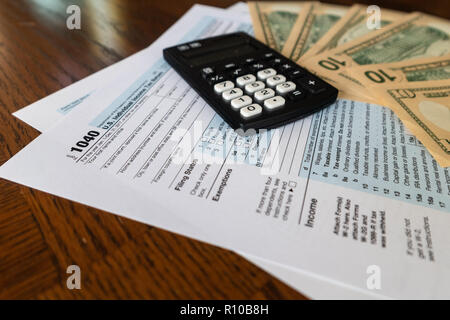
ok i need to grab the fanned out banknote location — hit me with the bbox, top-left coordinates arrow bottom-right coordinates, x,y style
300,4 -> 405,61
281,2 -> 348,61
249,3 -> 449,166
302,12 -> 450,100
372,79 -> 450,167
348,55 -> 450,89
248,1 -> 312,51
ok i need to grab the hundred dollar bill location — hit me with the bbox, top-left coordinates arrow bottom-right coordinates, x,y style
281,2 -> 348,61
301,4 -> 404,61
248,1 -> 311,51
349,55 -> 450,89
303,13 -> 450,101
374,79 -> 450,167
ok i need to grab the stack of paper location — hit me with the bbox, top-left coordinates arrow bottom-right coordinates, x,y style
1,3 -> 449,299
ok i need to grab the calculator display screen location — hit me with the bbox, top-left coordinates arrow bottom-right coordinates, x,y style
188,43 -> 257,67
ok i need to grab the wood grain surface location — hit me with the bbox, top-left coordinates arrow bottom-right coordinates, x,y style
0,0 -> 447,300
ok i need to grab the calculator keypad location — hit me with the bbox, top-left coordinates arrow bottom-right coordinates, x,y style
264,96 -> 285,110
208,55 -> 327,121
276,81 -> 296,94
222,88 -> 243,101
296,76 -> 326,94
245,81 -> 265,94
236,74 -> 256,86
165,32 -> 338,130
240,104 -> 262,118
231,95 -> 252,110
257,68 -> 276,80
214,80 -> 234,93
207,74 -> 226,85
266,75 -> 286,87
254,88 -> 275,102
250,63 -> 265,71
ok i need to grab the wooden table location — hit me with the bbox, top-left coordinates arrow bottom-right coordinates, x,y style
0,0 -> 447,299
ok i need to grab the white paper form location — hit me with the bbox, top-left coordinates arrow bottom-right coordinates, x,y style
12,5 -> 251,133
6,5 -> 449,298
10,4 -> 371,299
227,2 -> 250,14
224,3 -> 373,299
7,4 -> 369,299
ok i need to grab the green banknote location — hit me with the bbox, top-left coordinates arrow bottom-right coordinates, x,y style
374,80 -> 450,167
302,4 -> 404,60
349,55 -> 450,89
248,1 -> 310,51
282,2 -> 348,61
304,13 -> 450,100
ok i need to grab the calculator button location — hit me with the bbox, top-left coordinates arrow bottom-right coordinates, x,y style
297,77 -> 326,94
229,68 -> 246,78
189,42 -> 201,48
280,63 -> 294,71
250,63 -> 265,71
231,95 -> 252,110
224,62 -> 237,70
262,52 -> 275,60
222,88 -> 243,101
240,104 -> 262,119
287,69 -> 305,79
288,89 -> 306,101
276,81 -> 296,94
207,74 -> 226,85
244,57 -> 256,65
268,57 -> 283,66
177,45 -> 190,51
245,81 -> 265,94
266,75 -> 286,87
236,74 -> 256,86
257,68 -> 277,80
201,67 -> 215,79
214,80 -> 234,93
264,96 -> 285,110
254,88 -> 275,102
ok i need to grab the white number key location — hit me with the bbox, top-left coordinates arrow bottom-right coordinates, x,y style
264,96 -> 285,110
266,74 -> 286,87
214,80 -> 234,93
240,104 -> 262,119
231,95 -> 252,110
222,88 -> 243,101
236,74 -> 256,87
254,88 -> 275,102
257,68 -> 277,80
276,81 -> 296,94
245,81 -> 265,94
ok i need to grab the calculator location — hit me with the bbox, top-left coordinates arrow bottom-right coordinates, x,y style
163,32 -> 338,131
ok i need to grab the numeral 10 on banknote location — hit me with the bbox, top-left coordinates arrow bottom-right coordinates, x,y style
364,69 -> 397,83
318,57 -> 346,70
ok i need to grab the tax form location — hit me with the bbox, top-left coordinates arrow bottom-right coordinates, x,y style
9,4 -> 369,299
3,5 -> 450,299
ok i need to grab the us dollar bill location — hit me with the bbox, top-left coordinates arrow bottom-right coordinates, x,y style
281,2 -> 348,61
349,55 -> 450,89
248,1 -> 311,51
303,13 -> 450,101
374,79 -> 450,167
301,4 -> 404,61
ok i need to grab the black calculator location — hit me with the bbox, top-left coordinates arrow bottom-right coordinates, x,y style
163,32 -> 338,131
